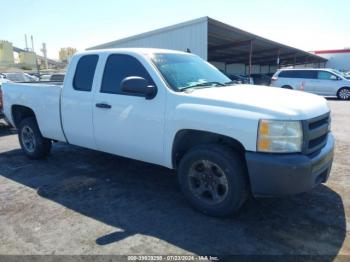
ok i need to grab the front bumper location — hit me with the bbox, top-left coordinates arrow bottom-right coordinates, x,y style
245,133 -> 334,197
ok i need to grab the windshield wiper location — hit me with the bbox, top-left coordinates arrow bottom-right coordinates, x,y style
180,81 -> 226,91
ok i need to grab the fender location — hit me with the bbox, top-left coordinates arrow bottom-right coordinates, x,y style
163,102 -> 260,168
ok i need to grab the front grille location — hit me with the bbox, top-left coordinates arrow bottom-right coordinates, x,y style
303,112 -> 330,155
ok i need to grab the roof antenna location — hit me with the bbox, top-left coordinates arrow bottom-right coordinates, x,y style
186,48 -> 191,53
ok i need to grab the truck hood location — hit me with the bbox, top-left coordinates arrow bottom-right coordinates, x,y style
184,85 -> 329,119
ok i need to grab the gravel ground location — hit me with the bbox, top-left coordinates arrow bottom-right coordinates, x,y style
0,100 -> 349,257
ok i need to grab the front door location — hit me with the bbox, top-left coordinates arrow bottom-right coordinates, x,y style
313,71 -> 339,96
93,54 -> 166,165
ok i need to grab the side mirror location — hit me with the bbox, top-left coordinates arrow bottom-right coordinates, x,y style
330,75 -> 338,81
121,76 -> 157,100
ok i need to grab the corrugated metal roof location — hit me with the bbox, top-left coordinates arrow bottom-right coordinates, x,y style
88,16 -> 327,66
207,18 -> 327,66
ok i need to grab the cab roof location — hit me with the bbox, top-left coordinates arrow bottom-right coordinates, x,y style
76,48 -> 190,57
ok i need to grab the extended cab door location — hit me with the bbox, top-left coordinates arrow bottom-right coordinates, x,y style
61,54 -> 99,149
92,53 -> 166,165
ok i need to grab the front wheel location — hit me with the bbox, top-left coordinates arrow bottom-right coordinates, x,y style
337,87 -> 350,100
18,117 -> 52,159
178,144 -> 248,217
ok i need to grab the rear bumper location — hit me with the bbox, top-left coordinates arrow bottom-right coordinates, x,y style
245,133 -> 334,197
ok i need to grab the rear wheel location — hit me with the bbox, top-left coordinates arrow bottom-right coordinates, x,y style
178,144 -> 248,217
337,87 -> 350,100
18,117 -> 52,159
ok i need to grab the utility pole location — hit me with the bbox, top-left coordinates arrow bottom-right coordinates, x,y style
41,43 -> 48,70
30,35 -> 40,75
24,34 -> 28,51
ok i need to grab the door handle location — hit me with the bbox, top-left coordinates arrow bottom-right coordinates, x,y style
96,103 -> 112,109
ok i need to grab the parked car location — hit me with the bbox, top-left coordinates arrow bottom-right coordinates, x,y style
39,73 -> 65,82
0,88 -> 3,119
39,74 -> 52,81
28,72 -> 41,79
250,74 -> 271,85
271,68 -> 350,100
265,72 -> 275,78
226,74 -> 252,84
49,73 -> 65,82
0,74 -> 11,120
330,69 -> 350,80
0,73 -> 10,85
24,73 -> 39,82
1,48 -> 334,216
345,71 -> 350,80
2,72 -> 37,82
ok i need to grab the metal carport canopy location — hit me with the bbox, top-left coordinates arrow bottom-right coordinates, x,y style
207,17 -> 327,68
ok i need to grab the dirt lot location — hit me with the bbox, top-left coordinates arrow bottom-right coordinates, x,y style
0,100 -> 349,257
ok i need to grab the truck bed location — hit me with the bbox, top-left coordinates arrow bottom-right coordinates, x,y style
2,82 -> 67,142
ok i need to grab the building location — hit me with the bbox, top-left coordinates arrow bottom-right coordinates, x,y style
310,49 -> 350,72
19,51 -> 37,68
88,17 -> 326,76
0,40 -> 15,66
59,47 -> 77,63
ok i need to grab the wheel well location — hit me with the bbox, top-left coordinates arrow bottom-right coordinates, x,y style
172,129 -> 245,169
12,105 -> 36,128
281,85 -> 293,89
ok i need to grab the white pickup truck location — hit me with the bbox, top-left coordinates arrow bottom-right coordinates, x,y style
1,48 -> 334,216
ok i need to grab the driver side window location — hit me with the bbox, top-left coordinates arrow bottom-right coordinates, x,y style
101,54 -> 154,94
317,71 -> 336,80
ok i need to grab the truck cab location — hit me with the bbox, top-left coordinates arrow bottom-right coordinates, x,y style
1,48 -> 334,216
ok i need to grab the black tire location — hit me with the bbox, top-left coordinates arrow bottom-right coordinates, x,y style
18,117 -> 52,159
337,87 -> 350,100
281,85 -> 293,90
178,144 -> 248,217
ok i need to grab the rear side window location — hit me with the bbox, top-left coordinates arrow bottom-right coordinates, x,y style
101,54 -> 154,94
73,55 -> 99,91
278,71 -> 298,78
298,70 -> 317,79
279,70 -> 316,79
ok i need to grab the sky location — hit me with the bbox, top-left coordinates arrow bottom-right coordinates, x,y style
1,0 -> 349,60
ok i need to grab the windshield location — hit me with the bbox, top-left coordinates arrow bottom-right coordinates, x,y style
330,69 -> 345,77
151,53 -> 231,91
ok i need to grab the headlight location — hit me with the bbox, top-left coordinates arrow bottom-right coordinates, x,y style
257,120 -> 303,153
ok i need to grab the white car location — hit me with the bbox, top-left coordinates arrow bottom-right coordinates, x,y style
0,73 -> 10,85
1,48 -> 334,216
270,68 -> 350,100
0,74 -> 11,120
